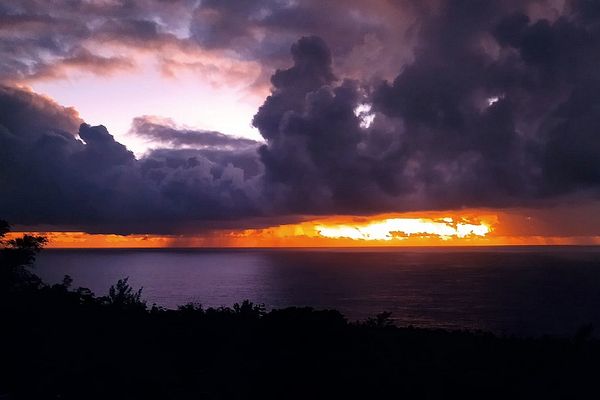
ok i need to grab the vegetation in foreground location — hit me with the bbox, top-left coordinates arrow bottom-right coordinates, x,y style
1,221 -> 599,399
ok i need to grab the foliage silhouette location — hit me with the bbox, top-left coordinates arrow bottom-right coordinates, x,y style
1,219 -> 599,399
102,277 -> 146,311
0,220 -> 47,290
364,311 -> 395,328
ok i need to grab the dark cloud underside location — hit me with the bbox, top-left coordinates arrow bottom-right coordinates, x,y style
0,87 -> 262,233
2,0 -> 600,233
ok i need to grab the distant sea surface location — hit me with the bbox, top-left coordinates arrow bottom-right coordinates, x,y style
35,247 -> 600,337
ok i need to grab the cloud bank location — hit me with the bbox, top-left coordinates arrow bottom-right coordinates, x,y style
0,86 -> 262,233
2,0 -> 600,234
0,0 -> 417,86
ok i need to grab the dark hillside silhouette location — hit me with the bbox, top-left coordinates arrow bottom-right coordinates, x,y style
1,220 -> 599,399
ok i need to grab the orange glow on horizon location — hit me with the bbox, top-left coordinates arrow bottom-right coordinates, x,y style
6,210 -> 600,248
315,217 -> 491,241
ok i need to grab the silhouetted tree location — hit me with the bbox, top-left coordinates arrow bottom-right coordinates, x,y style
233,300 -> 266,319
177,302 -> 205,317
363,311 -> 395,328
102,277 -> 146,311
0,219 -> 47,290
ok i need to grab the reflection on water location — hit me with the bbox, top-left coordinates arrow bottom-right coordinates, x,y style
35,247 -> 600,336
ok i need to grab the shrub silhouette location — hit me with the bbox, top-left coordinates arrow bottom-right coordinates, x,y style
102,277 -> 146,311
233,299 -> 266,318
363,311 -> 395,328
1,218 -> 599,400
0,219 -> 47,290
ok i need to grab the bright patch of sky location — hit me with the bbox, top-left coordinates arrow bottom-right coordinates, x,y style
30,61 -> 264,157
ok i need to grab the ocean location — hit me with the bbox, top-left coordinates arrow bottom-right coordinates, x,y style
34,246 -> 600,337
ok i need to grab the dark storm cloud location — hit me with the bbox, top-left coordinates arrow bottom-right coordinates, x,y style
0,0 -> 417,85
131,116 -> 264,179
4,0 -> 600,234
0,0 -> 193,82
130,116 -> 260,150
253,0 -> 600,214
0,10 -> 90,80
189,0 -> 419,81
0,86 -> 262,234
253,36 -> 387,213
190,0 -> 379,57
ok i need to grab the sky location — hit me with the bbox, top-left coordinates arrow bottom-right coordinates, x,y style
2,0 -> 600,246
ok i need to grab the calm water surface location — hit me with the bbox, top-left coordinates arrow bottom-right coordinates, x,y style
35,247 -> 600,336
